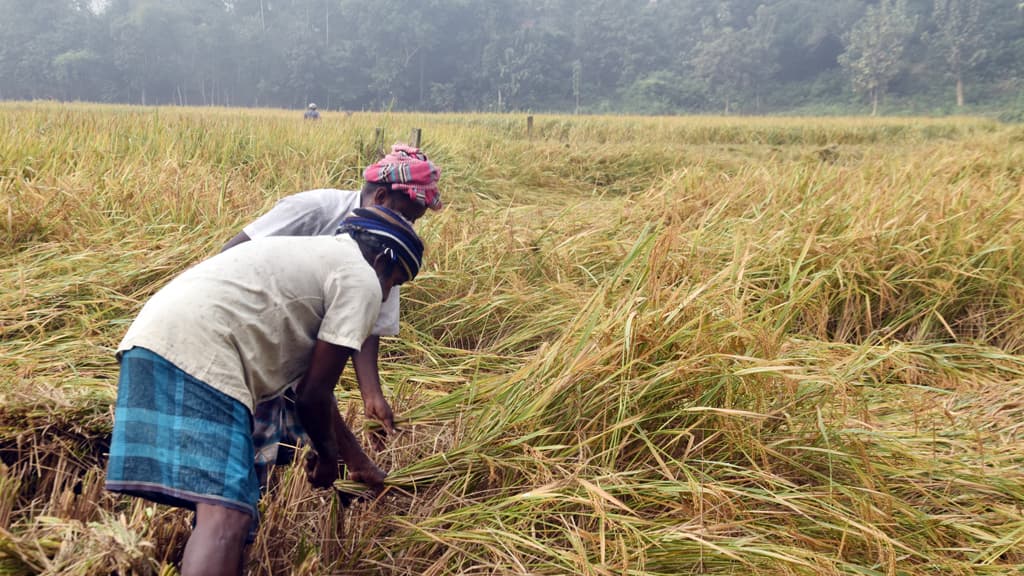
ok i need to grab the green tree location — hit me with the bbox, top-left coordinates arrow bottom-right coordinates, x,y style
334,0 -> 485,111
692,5 -> 779,114
4,0 -> 1024,115
839,0 -> 918,115
771,0 -> 863,83
478,1 -> 574,111
693,26 -> 753,113
0,0 -> 97,100
927,0 -> 986,107
106,0 -> 206,105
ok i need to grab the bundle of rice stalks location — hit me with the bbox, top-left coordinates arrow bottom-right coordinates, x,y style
0,512 -> 159,576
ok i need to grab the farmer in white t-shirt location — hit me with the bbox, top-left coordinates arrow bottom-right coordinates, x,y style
106,207 -> 425,575
222,145 -> 443,487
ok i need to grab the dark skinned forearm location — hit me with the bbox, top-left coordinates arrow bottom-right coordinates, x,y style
353,334 -> 397,433
330,406 -> 369,462
295,340 -> 378,470
352,334 -> 384,400
294,340 -> 352,464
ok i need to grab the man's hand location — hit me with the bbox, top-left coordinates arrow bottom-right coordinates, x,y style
353,335 -> 398,440
304,451 -> 339,488
349,461 -> 387,494
363,393 -> 396,435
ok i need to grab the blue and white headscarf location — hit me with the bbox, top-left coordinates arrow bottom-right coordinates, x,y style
337,206 -> 424,280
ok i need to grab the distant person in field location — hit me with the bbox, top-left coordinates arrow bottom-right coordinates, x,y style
222,144 -> 443,487
304,102 -> 320,120
105,206 -> 424,576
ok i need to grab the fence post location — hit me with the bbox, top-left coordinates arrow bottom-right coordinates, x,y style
374,127 -> 385,157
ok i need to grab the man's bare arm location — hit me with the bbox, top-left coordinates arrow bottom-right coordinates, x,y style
294,339 -> 383,488
352,334 -> 397,434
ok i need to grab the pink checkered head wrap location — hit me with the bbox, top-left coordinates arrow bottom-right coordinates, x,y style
363,145 -> 443,210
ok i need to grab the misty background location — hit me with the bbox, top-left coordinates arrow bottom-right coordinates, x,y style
1,0 -> 1022,117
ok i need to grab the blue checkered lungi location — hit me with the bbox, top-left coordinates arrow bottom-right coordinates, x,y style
252,388 -> 310,490
105,347 -> 260,522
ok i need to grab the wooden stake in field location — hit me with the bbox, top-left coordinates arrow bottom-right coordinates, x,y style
374,127 -> 385,158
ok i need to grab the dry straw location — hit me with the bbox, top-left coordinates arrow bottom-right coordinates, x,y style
1,102 -> 1022,575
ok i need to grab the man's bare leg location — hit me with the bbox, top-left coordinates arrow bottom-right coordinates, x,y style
181,503 -> 252,576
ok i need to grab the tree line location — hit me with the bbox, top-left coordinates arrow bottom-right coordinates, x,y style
1,0 -> 1022,116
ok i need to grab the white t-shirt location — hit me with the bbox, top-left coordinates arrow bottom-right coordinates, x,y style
118,235 -> 383,411
242,188 -> 400,336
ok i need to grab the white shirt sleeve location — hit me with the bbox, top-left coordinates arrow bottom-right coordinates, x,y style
243,189 -> 359,239
371,286 -> 401,336
318,265 -> 383,350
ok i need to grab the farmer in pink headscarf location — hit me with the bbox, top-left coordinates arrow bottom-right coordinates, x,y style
222,144 -> 443,488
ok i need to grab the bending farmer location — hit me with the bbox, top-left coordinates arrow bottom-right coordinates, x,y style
221,145 -> 442,487
105,207 -> 425,576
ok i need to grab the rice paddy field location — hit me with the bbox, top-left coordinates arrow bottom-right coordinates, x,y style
2,102 -> 1024,575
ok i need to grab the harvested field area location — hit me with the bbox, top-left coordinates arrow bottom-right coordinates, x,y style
2,103 -> 1023,574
